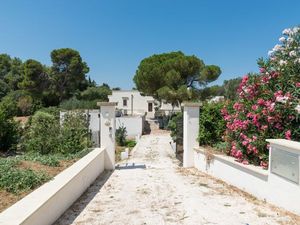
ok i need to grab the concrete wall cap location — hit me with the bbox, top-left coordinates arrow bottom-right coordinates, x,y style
97,102 -> 118,106
266,139 -> 300,152
181,102 -> 202,107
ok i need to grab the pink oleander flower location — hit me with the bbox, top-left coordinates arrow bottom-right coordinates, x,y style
274,90 -> 283,98
285,130 -> 292,140
259,68 -> 266,73
274,123 -> 283,130
261,75 -> 270,84
257,98 -> 265,106
260,161 -> 268,169
251,104 -> 258,111
242,140 -> 248,146
233,102 -> 244,111
296,82 -> 300,87
252,147 -> 258,154
235,150 -> 243,159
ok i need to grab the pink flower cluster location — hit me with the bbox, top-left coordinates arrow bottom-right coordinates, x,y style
222,26 -> 300,168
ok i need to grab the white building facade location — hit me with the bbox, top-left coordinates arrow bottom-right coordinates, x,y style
108,90 -> 156,118
108,90 -> 181,118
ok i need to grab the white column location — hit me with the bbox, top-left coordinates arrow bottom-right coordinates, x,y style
183,102 -> 201,168
98,102 -> 117,170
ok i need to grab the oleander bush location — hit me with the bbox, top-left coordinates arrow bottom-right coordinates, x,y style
222,26 -> 300,167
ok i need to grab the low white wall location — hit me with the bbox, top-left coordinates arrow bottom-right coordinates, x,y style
193,146 -> 300,215
0,148 -> 106,225
116,116 -> 144,137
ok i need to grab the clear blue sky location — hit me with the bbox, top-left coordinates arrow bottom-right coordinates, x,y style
1,0 -> 299,89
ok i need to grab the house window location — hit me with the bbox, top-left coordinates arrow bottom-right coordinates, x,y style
148,102 -> 153,112
123,99 -> 127,106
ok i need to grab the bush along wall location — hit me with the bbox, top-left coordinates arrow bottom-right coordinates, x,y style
222,26 -> 300,168
198,102 -> 226,146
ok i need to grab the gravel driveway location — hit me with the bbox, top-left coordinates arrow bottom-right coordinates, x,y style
56,134 -> 299,225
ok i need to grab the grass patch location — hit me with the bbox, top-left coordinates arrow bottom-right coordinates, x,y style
0,157 -> 50,194
0,148 -> 93,194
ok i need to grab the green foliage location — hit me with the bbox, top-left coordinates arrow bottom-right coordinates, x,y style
198,102 -> 226,146
125,140 -> 136,148
0,80 -> 10,100
223,78 -> 241,100
59,97 -> 98,110
23,111 -> 60,154
59,111 -> 90,154
23,111 -> 90,155
38,106 -> 61,120
133,51 -> 221,106
0,90 -> 42,116
79,84 -> 112,101
51,48 -> 89,101
19,59 -> 49,97
19,153 -> 60,167
0,109 -> 19,152
213,142 -> 230,153
0,157 -> 49,193
167,112 -> 183,142
116,125 -> 127,146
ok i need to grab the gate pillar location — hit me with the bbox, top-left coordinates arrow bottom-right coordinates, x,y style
182,102 -> 201,168
98,102 -> 117,170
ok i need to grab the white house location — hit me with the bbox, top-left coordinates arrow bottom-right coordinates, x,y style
208,96 -> 225,103
108,90 -> 155,118
108,90 -> 180,118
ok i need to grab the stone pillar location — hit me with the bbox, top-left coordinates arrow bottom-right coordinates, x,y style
97,102 -> 117,170
182,102 -> 201,168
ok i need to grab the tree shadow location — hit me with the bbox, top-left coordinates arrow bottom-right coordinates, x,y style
54,170 -> 113,225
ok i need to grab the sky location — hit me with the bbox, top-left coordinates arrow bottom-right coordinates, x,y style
0,0 -> 300,89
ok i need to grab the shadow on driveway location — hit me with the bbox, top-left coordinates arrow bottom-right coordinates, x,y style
54,170 -> 113,225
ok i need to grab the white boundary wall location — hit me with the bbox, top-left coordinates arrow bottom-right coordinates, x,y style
183,103 -> 300,215
194,147 -> 269,199
116,115 -> 145,138
193,147 -> 300,215
0,148 -> 106,225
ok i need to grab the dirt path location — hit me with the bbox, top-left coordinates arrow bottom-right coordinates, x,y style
56,134 -> 299,225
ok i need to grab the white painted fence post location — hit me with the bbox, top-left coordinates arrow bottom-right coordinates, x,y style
98,102 -> 117,170
182,102 -> 201,168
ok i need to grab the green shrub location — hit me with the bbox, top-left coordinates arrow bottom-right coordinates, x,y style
125,140 -> 136,148
1,90 -> 42,116
59,97 -> 98,110
213,142 -> 230,153
19,153 -> 60,167
0,109 -> 19,152
116,125 -> 127,146
167,112 -> 183,142
23,111 -> 60,154
38,106 -> 61,121
59,111 -> 91,154
78,85 -> 111,101
198,102 -> 226,146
